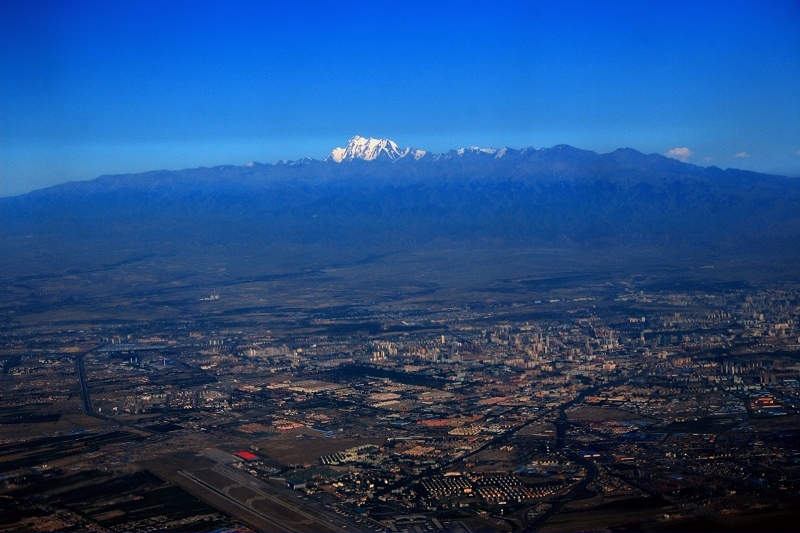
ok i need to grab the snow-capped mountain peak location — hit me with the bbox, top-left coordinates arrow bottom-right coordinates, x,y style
327,136 -> 416,163
322,136 -> 510,164
457,146 -> 498,156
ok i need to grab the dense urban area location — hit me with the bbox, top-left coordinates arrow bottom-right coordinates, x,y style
2,275 -> 800,532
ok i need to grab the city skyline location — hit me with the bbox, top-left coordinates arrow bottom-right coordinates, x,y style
2,0 -> 800,197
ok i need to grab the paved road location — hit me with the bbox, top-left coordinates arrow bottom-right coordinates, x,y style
75,351 -> 93,414
75,350 -> 158,434
169,450 -> 374,533
523,451 -> 598,531
521,376 -> 639,531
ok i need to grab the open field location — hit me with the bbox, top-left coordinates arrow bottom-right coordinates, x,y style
254,435 -> 385,466
568,405 -> 657,423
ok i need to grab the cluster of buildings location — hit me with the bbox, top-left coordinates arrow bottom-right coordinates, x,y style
1,280 -> 799,530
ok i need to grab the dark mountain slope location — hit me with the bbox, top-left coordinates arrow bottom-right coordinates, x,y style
2,145 -> 799,282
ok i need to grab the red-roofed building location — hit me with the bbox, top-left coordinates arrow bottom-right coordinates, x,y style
235,450 -> 259,461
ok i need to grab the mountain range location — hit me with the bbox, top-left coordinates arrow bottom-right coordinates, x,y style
2,137 -> 800,287
326,135 -> 428,162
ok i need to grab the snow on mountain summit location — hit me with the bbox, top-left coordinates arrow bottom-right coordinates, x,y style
324,136 -> 514,163
457,146 -> 498,156
327,136 -> 425,163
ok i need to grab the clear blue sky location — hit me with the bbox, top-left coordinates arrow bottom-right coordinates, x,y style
1,0 -> 799,196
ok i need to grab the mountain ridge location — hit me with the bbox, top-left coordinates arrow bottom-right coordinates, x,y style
6,139 -> 792,202
326,135 -> 428,163
2,137 -> 799,284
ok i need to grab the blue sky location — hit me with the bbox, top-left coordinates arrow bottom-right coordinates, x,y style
1,0 -> 799,196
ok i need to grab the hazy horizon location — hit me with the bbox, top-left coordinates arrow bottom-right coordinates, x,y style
3,136 -> 800,199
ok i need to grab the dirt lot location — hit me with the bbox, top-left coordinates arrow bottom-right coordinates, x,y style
568,405 -> 654,423
254,432 -> 384,465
